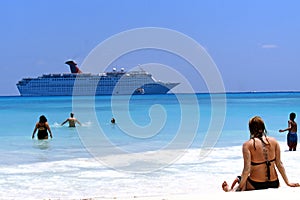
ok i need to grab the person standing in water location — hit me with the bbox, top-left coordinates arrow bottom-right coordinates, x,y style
32,115 -> 53,140
279,112 -> 298,151
61,112 -> 82,127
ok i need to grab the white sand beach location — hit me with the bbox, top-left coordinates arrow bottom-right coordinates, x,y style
88,144 -> 300,200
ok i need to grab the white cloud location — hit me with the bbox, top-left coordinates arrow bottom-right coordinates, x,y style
261,44 -> 278,49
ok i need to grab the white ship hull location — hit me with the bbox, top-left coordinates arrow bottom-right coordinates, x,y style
17,70 -> 179,96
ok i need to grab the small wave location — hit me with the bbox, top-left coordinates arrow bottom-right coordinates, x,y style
51,121 -> 92,128
52,122 -> 62,128
81,121 -> 92,127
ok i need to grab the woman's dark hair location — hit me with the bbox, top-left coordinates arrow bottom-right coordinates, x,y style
39,115 -> 47,123
249,116 -> 267,137
249,116 -> 269,149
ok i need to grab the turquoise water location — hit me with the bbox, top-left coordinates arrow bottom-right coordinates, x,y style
0,92 -> 299,198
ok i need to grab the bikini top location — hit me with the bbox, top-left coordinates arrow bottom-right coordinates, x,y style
37,123 -> 47,130
251,158 -> 276,166
251,137 -> 276,181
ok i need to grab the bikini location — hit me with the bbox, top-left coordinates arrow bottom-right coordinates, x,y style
247,138 -> 279,190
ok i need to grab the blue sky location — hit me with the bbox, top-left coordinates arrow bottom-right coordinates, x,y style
1,0 -> 300,96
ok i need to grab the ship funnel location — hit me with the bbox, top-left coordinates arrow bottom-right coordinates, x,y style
65,60 -> 82,74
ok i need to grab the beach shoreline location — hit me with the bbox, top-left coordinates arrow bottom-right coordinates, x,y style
85,146 -> 300,200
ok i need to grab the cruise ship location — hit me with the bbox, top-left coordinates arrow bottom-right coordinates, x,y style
16,61 -> 180,96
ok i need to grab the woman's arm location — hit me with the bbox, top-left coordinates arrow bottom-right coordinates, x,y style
238,142 -> 251,191
32,124 -> 38,139
46,122 -> 53,138
275,141 -> 299,187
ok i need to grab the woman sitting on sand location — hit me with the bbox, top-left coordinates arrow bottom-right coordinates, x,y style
222,116 -> 299,191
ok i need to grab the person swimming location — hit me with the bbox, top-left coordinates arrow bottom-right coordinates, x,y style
111,117 -> 116,124
61,112 -> 82,127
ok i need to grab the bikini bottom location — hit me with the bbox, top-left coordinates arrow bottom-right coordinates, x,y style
248,178 -> 279,190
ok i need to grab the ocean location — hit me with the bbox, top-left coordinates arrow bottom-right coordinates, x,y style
0,92 -> 300,199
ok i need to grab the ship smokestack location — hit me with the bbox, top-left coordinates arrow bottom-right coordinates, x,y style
65,60 -> 82,74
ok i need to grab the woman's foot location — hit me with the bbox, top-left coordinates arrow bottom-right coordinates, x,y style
222,181 -> 230,192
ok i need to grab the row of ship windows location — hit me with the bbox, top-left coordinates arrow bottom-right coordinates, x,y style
29,80 -> 148,85
27,88 -> 114,92
28,83 -> 146,87
48,88 -> 113,91
38,78 -> 149,81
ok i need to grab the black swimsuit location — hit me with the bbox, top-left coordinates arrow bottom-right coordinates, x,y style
248,137 -> 280,190
37,124 -> 48,139
247,177 -> 279,190
249,158 -> 279,190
